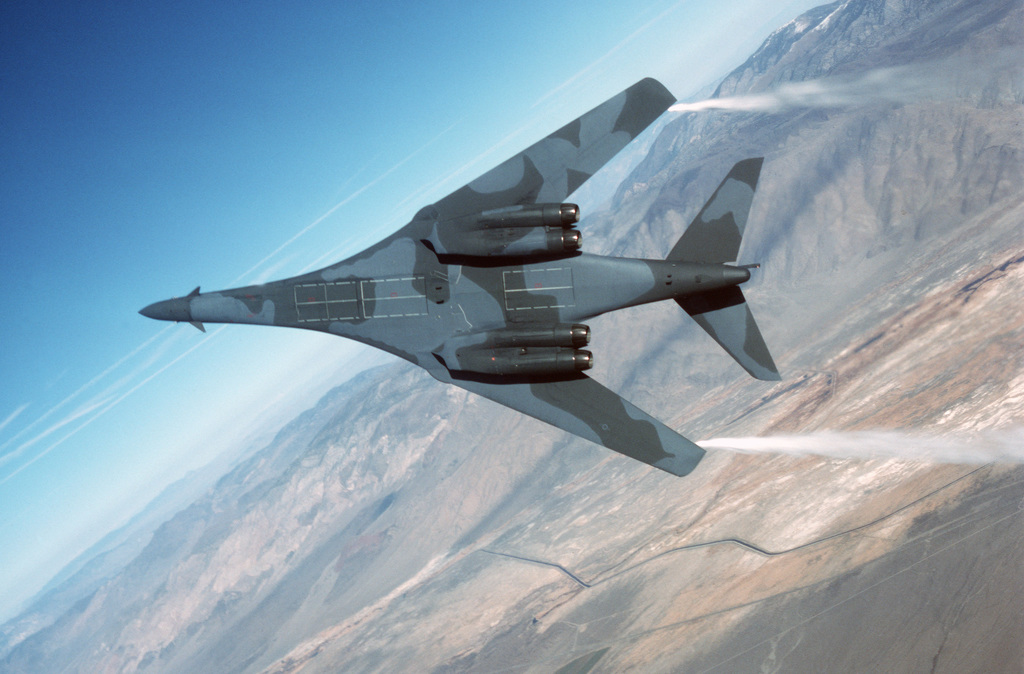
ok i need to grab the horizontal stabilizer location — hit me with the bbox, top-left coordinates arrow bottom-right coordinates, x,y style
677,287 -> 780,381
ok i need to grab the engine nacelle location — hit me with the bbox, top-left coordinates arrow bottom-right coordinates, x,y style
428,225 -> 581,258
473,203 -> 580,229
454,346 -> 593,377
485,323 -> 590,349
421,203 -> 583,259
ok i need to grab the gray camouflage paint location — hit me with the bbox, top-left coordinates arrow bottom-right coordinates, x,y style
141,78 -> 780,477
669,157 -> 763,264
667,156 -> 781,381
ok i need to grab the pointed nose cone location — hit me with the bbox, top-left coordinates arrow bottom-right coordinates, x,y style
139,297 -> 192,322
138,302 -> 159,319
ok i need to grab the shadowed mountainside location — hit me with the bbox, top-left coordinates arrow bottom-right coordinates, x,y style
3,0 -> 1022,671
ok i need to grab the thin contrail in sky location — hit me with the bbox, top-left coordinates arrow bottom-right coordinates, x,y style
2,123 -> 470,478
0,328 -> 226,486
463,1 -> 687,186
0,327 -> 172,459
229,121 -> 461,287
532,0 -> 690,109
0,405 -> 29,435
0,400 -> 107,470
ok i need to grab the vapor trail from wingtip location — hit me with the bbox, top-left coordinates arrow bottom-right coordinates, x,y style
669,50 -> 1023,114
699,427 -> 1024,465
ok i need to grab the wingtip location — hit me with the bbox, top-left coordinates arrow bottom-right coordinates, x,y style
747,362 -> 782,381
653,440 -> 706,477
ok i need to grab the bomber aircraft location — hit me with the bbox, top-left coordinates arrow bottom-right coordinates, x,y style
140,78 -> 779,477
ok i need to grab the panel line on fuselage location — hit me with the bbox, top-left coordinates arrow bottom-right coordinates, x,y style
501,266 -> 576,314
293,276 -> 429,322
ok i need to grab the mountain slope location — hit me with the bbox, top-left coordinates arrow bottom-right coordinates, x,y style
3,0 -> 1021,671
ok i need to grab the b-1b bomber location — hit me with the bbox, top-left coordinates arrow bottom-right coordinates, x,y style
141,78 -> 779,477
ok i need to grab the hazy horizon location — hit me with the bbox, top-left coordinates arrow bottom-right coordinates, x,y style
0,0 -> 822,625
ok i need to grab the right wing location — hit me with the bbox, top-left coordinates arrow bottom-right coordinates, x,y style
428,77 -> 676,221
341,78 -> 674,264
450,373 -> 705,477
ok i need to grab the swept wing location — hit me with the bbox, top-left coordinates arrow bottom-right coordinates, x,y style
451,374 -> 706,477
140,79 -> 781,479
418,79 -> 700,475
432,77 -> 675,218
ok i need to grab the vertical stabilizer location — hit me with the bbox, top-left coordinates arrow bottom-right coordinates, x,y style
668,157 -> 763,263
669,158 -> 779,380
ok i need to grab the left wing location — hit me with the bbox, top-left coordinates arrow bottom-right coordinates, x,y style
451,374 -> 705,477
429,77 -> 675,221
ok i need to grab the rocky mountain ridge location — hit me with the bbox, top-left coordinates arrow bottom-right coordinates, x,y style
3,0 -> 1021,671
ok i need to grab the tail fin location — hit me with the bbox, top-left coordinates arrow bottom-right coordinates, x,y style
671,158 -> 780,381
677,287 -> 780,380
668,157 -> 763,263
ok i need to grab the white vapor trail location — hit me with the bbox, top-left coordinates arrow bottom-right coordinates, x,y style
0,328 -> 226,486
0,327 -> 172,459
0,405 -> 29,435
700,427 -> 1024,465
669,50 -> 1022,114
229,120 -> 460,287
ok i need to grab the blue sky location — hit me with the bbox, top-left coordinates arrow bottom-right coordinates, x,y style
0,0 -> 820,621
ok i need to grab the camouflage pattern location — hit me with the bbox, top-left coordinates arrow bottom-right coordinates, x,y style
669,157 -> 763,264
668,156 -> 781,381
141,78 -> 780,477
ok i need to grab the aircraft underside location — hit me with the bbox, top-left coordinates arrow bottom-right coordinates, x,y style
141,78 -> 779,477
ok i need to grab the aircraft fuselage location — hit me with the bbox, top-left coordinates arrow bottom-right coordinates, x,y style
140,78 -> 778,477
142,239 -> 750,370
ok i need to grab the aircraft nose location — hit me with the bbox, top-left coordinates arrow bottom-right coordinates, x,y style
139,297 -> 192,322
